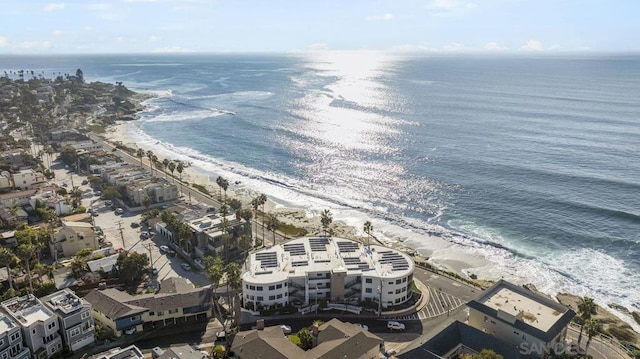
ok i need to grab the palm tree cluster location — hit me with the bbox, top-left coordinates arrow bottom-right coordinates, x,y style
205,256 -> 243,330
0,226 -> 55,300
136,149 -> 185,195
160,210 -> 193,253
576,296 -> 602,356
250,194 -> 268,244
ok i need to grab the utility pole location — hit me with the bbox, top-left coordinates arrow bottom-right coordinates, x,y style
143,243 -> 154,273
117,221 -> 125,250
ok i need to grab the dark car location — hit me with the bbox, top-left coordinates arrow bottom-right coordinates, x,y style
130,222 -> 140,228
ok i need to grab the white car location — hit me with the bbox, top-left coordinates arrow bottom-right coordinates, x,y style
115,207 -> 124,215
181,263 -> 192,271
160,245 -> 169,253
280,325 -> 292,334
355,323 -> 369,331
387,321 -> 405,331
124,327 -> 136,335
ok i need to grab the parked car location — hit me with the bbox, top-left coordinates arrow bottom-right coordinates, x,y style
104,200 -> 113,207
167,249 -> 176,257
160,245 -> 169,253
387,321 -> 405,331
115,208 -> 124,215
181,263 -> 192,271
124,327 -> 136,335
131,222 -> 140,228
151,267 -> 159,276
82,179 -> 89,185
355,323 -> 369,331
280,325 -> 292,334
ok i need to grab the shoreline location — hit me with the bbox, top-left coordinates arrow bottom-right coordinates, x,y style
102,120 -> 640,339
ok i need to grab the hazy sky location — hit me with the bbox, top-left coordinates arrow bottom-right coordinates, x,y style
0,0 -> 638,54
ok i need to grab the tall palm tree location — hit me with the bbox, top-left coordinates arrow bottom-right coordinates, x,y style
267,216 -> 280,245
17,243 -> 36,293
136,148 -> 145,167
226,262 -> 242,328
205,256 -> 224,321
220,178 -> 229,204
0,248 -> 17,290
162,158 -> 170,174
168,161 -> 176,182
321,209 -> 333,237
220,218 -> 232,261
364,221 -> 373,247
258,194 -> 267,242
146,150 -> 154,169
577,297 -> 597,345
250,197 -> 260,245
151,155 -> 159,175
584,319 -> 602,356
216,176 -> 224,201
69,186 -> 82,208
176,162 -> 184,196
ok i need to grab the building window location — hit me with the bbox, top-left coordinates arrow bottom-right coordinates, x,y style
484,316 -> 488,322
284,283 -> 288,287
0,339 -> 3,347
157,311 -> 164,317
131,315 -> 140,321
276,294 -> 283,299
81,311 -> 90,320
514,331 -> 519,335
276,284 -> 282,289
1,351 -> 7,359
395,289 -> 401,294
257,286 -> 263,291
268,285 -> 275,290
395,298 -> 401,303
257,296 -> 263,301
388,281 -> 393,285
70,327 -> 81,337
402,277 -> 407,283
246,284 -> 249,289
269,296 -> 275,300
48,322 -> 56,329
249,285 -> 255,290
365,278 -> 373,284
388,291 -> 393,294
396,279 -> 401,284
32,329 -> 36,334
10,333 -> 19,342
284,292 -> 288,297
365,288 -> 372,293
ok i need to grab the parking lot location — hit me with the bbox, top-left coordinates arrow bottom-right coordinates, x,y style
53,165 -> 210,287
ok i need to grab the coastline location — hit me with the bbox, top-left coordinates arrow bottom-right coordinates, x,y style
102,120 -> 640,339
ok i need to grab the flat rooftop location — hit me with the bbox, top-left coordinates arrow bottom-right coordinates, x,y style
1,295 -> 54,327
243,237 -> 413,284
42,289 -> 85,315
0,313 -> 17,334
480,287 -> 565,332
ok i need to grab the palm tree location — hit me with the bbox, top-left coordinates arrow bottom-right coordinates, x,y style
17,243 -> 36,293
584,319 -> 602,356
267,216 -> 280,245
142,194 -> 152,212
146,150 -> 154,169
225,262 -> 241,328
168,161 -> 176,182
136,148 -> 145,167
577,297 -> 597,345
258,194 -> 267,242
220,218 -> 232,261
321,209 -> 333,237
220,178 -> 229,204
176,162 -> 184,196
162,158 -> 170,174
216,176 -> 224,201
250,197 -> 260,245
205,256 -> 224,321
151,155 -> 159,175
364,220 -> 373,247
69,186 -> 82,208
0,248 -> 17,290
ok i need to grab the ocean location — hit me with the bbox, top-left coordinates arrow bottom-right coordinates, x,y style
2,53 -> 639,326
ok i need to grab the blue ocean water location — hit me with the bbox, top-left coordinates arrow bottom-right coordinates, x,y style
2,53 -> 639,324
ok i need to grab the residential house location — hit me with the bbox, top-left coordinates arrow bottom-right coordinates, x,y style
0,312 -> 30,359
153,345 -> 208,359
0,171 -> 11,189
126,180 -> 178,207
0,189 -> 37,208
466,280 -> 575,358
83,277 -> 212,337
185,213 -> 248,260
231,319 -> 384,359
0,230 -> 17,247
0,151 -> 26,168
41,289 -> 95,352
1,294 -> 63,359
11,169 -> 46,190
50,221 -> 100,259
30,190 -> 74,216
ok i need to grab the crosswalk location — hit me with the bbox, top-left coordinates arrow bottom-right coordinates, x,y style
386,286 -> 464,321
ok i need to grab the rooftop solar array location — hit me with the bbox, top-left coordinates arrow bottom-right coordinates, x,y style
337,241 -> 359,253
379,252 -> 410,271
343,257 -> 371,270
283,243 -> 306,256
255,252 -> 278,268
309,237 -> 330,252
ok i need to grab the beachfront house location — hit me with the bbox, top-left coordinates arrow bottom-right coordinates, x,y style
0,311 -> 31,359
50,221 -> 101,259
466,280 -> 575,358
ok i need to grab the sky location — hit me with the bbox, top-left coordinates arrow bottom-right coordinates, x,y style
0,0 -> 639,54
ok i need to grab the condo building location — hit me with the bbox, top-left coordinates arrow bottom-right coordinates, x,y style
242,237 -> 414,310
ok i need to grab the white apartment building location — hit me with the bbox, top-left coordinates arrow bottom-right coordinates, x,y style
242,237 -> 414,311
11,169 -> 46,190
0,312 -> 30,359
1,294 -> 63,359
41,289 -> 95,352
